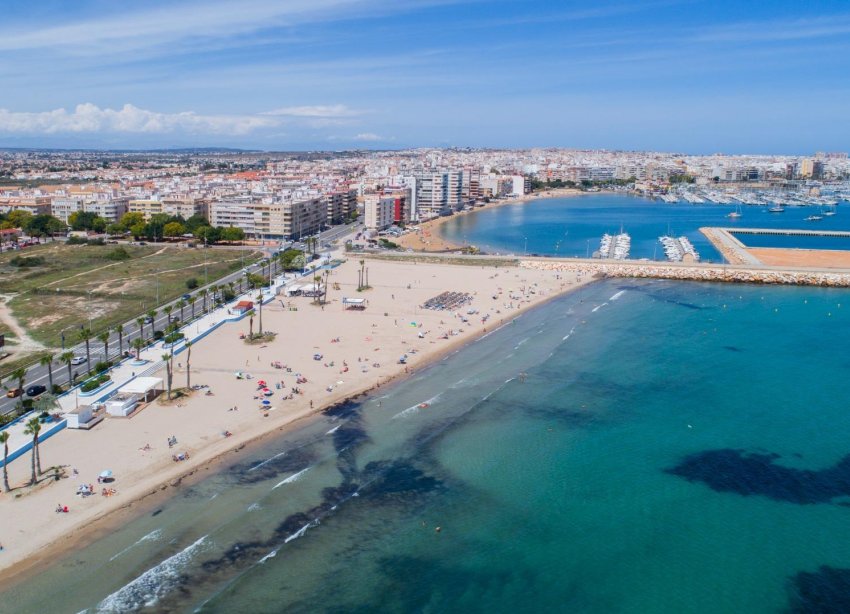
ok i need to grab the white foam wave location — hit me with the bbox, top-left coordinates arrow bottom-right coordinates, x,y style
326,425 -> 341,435
247,502 -> 261,512
591,303 -> 608,313
108,529 -> 163,562
273,467 -> 311,489
284,519 -> 319,544
609,290 -> 626,301
258,548 -> 279,564
249,450 -> 286,472
96,535 -> 209,612
562,326 -> 576,341
392,394 -> 441,419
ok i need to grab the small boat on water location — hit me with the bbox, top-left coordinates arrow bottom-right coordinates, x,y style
805,215 -> 824,221
726,204 -> 743,219
768,206 -> 784,213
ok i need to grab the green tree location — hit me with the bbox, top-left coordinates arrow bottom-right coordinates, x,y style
175,299 -> 186,322
116,324 -> 124,356
220,226 -> 245,242
161,353 -> 173,400
163,221 -> 186,237
129,222 -> 147,238
119,211 -> 145,229
6,210 -> 33,229
23,417 -> 42,484
247,309 -> 255,337
10,367 -> 26,401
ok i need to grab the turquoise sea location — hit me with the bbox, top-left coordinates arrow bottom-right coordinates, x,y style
4,278 -> 850,613
437,194 -> 850,261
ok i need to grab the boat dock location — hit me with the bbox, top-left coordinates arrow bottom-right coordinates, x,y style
598,233 -> 631,260
701,226 -> 850,268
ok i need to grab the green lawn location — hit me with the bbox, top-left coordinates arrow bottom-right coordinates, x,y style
1,242 -> 261,347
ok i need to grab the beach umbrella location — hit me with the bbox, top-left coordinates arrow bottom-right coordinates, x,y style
99,470 -> 113,479
263,388 -> 273,396
261,399 -> 271,406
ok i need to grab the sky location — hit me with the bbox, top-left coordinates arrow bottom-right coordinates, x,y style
0,0 -> 849,153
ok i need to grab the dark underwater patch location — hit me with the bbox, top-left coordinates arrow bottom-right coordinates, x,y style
233,447 -> 316,485
360,459 -> 442,497
723,345 -> 743,352
788,566 -> 850,613
323,398 -> 362,419
666,449 -> 850,504
201,541 -> 267,574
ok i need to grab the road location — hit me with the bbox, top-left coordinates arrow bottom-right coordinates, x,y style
0,221 -> 364,416
0,254 -> 270,416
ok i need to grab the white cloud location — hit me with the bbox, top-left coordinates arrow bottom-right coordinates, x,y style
262,104 -> 363,118
0,103 -> 277,135
353,132 -> 388,141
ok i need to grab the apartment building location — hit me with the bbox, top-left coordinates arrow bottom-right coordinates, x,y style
209,197 -> 325,240
410,171 -> 462,219
128,197 -> 208,221
326,189 -> 357,225
0,196 -> 52,216
365,196 -> 395,231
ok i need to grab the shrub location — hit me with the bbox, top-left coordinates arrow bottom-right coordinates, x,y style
222,289 -> 236,301
93,360 -> 112,373
88,238 -> 105,246
9,255 -> 46,267
163,332 -> 184,344
153,330 -> 164,341
185,277 -> 198,289
105,247 -> 131,261
67,236 -> 88,245
80,374 -> 110,392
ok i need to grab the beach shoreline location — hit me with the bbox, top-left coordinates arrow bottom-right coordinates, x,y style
0,257 -> 593,589
396,188 -> 583,252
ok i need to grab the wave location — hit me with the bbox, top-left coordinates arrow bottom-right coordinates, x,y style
108,529 -> 163,562
609,290 -> 626,301
95,535 -> 209,612
247,502 -> 262,512
284,519 -> 320,544
591,303 -> 608,313
248,451 -> 287,472
325,425 -> 341,435
273,467 -> 311,490
258,548 -> 279,564
392,394 -> 441,419
562,326 -> 576,341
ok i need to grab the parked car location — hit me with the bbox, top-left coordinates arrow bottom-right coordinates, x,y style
182,294 -> 191,300
26,384 -> 46,397
6,388 -> 23,398
70,355 -> 87,365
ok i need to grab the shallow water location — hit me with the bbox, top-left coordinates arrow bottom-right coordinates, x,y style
438,193 -> 850,261
5,279 -> 850,613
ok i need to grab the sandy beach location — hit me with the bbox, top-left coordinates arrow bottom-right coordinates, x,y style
396,188 -> 583,252
0,257 -> 590,583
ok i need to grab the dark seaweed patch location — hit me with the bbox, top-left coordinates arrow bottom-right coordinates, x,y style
788,566 -> 850,613
233,448 -> 316,485
360,459 -> 442,497
151,509 -> 162,517
323,399 -> 361,419
333,424 -> 369,452
723,345 -> 743,352
666,449 -> 850,504
201,541 -> 267,574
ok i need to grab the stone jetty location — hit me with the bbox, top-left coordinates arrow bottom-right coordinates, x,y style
520,259 -> 850,288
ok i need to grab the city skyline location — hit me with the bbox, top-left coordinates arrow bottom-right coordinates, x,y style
1,0 -> 850,152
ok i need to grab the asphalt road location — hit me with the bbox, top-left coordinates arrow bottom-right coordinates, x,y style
0,222 -> 363,416
0,255 -> 271,416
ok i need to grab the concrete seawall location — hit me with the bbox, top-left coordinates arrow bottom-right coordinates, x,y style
519,259 -> 850,287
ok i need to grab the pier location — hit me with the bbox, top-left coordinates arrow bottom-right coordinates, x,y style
700,226 -> 850,268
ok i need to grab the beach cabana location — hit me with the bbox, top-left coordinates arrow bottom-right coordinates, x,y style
118,377 -> 163,403
343,297 -> 367,311
233,300 -> 254,315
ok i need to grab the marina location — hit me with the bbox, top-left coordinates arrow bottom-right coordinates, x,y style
659,235 -> 700,262
598,232 -> 631,259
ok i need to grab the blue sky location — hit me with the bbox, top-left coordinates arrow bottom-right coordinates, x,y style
0,0 -> 849,153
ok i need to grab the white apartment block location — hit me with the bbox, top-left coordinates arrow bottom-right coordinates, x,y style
50,197 -> 126,222
128,198 -> 208,221
209,198 -> 325,240
365,196 -> 395,231
410,171 -> 462,220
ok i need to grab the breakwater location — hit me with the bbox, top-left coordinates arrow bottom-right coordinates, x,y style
520,259 -> 850,287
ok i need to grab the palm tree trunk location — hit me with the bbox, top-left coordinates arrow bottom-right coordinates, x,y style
186,346 -> 191,390
118,331 -> 124,355
47,363 -> 53,390
35,440 -> 42,475
2,443 -> 9,492
67,362 -> 73,386
30,441 -> 37,485
85,340 -> 91,373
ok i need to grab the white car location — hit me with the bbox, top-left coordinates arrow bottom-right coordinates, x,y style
70,356 -> 87,365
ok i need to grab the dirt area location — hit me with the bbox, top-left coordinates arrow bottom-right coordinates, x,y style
746,248 -> 850,268
0,294 -> 45,353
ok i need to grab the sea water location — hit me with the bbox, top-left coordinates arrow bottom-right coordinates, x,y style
4,279 -> 850,613
438,193 -> 850,261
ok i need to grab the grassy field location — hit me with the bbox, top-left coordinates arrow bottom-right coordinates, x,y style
0,242 -> 261,347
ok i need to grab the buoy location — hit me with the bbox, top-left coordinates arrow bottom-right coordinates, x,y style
435,527 -> 441,533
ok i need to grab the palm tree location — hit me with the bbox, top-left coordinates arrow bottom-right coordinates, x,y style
79,328 -> 93,373
161,353 -> 173,400
40,353 -> 55,392
97,330 -> 110,365
10,367 -> 26,400
116,324 -> 124,356
146,309 -> 157,336
189,296 -> 196,319
185,341 -> 192,390
175,299 -> 185,323
202,288 -> 209,312
0,430 -> 10,492
247,309 -> 255,337
132,338 -> 144,360
164,305 -> 174,325
60,351 -> 74,386
256,292 -> 264,334
358,259 -> 365,290
313,275 -> 322,305
136,317 -> 145,342
23,417 -> 41,484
